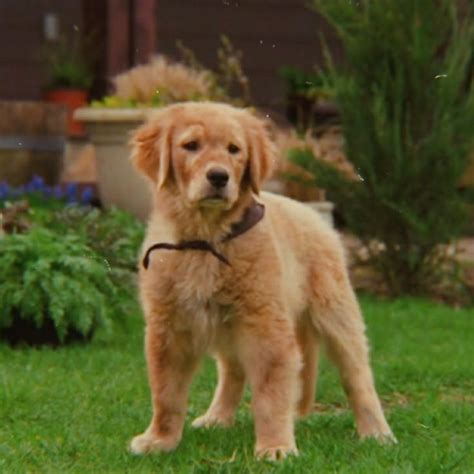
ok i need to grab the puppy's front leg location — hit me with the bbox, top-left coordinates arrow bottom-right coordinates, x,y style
192,354 -> 245,428
130,322 -> 199,454
238,315 -> 301,460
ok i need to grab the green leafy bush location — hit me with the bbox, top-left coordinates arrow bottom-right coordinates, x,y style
298,0 -> 474,296
0,228 -> 127,345
0,192 -> 145,346
39,206 -> 145,290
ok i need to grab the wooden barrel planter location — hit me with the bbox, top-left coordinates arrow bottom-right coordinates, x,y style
0,101 -> 67,186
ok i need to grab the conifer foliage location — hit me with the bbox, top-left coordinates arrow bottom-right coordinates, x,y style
295,0 -> 474,295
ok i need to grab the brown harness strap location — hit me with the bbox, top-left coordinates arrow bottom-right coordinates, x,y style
142,200 -> 265,269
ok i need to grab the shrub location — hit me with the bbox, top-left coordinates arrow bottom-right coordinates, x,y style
40,206 -> 145,290
297,0 -> 474,296
93,36 -> 250,107
0,228 -> 124,345
0,195 -> 144,345
112,56 -> 213,106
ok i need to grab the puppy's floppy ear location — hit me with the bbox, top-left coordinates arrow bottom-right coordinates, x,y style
130,117 -> 172,189
241,112 -> 277,194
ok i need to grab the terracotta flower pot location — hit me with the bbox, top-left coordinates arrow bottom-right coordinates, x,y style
44,88 -> 88,138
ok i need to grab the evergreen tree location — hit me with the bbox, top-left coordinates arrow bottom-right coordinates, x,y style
293,0 -> 474,296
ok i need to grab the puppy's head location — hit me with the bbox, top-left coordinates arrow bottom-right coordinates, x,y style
131,102 -> 276,210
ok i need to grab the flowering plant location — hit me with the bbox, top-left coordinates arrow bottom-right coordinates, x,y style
0,176 -> 95,209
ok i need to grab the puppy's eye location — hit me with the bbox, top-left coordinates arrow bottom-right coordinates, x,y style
228,143 -> 240,154
182,141 -> 199,152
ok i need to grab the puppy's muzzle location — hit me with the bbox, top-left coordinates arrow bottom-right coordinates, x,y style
206,168 -> 229,189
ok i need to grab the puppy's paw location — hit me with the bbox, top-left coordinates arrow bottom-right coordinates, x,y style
360,430 -> 398,445
191,412 -> 234,429
255,445 -> 299,461
129,432 -> 179,455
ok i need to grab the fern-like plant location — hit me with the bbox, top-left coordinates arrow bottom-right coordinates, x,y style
0,228 -> 124,345
38,206 -> 145,291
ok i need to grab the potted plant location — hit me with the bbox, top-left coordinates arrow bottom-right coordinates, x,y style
43,35 -> 93,137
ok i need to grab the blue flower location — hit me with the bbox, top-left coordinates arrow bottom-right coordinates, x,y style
81,186 -> 94,204
0,181 -> 10,200
54,185 -> 63,199
30,175 -> 45,191
65,183 -> 78,202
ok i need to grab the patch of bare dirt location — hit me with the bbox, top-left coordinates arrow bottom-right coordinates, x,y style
311,392 -> 411,415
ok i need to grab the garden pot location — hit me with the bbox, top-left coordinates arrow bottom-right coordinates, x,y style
74,107 -> 152,220
44,88 -> 88,138
0,101 -> 67,186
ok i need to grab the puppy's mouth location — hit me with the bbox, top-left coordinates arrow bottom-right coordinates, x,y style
200,194 -> 228,207
198,186 -> 233,207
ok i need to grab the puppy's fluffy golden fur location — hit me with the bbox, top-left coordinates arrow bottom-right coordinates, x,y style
129,102 -> 395,460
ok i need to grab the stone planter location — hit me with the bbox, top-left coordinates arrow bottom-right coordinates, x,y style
74,107 -> 152,219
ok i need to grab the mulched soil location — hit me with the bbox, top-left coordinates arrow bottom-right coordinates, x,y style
341,233 -> 474,304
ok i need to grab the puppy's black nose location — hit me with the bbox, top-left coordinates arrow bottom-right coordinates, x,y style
207,168 -> 229,188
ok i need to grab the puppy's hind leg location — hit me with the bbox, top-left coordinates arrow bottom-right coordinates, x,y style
310,273 -> 396,443
192,354 -> 245,428
296,316 -> 321,418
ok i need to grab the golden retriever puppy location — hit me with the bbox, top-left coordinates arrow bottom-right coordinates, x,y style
129,102 -> 395,460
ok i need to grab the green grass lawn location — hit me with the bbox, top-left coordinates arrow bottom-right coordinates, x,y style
1,295 -> 473,473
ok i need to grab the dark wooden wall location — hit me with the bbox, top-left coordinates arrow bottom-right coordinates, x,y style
0,0 -> 83,100
0,0 -> 341,112
0,0 -> 158,102
155,0 -> 341,111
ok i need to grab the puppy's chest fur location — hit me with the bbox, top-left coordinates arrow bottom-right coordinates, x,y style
161,252 -> 237,342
